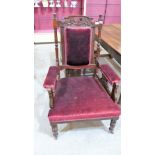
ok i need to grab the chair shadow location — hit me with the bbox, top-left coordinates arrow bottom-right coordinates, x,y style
34,78 -> 53,136
61,120 -> 109,133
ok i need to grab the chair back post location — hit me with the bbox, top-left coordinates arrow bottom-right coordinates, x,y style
97,15 -> 103,57
53,13 -> 59,67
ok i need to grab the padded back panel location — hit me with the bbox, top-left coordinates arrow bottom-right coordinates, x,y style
65,27 -> 92,66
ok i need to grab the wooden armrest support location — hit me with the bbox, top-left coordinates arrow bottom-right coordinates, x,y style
96,63 -> 120,102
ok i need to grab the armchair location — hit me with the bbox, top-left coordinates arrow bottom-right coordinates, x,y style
43,14 -> 121,139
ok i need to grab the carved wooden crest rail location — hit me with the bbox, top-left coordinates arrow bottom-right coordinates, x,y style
59,16 -> 95,27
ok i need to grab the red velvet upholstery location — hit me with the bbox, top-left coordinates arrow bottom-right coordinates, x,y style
65,27 -> 91,66
48,77 -> 120,122
43,66 -> 59,90
100,64 -> 120,84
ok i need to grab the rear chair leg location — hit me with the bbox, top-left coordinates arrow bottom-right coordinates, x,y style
109,119 -> 117,134
51,123 -> 58,139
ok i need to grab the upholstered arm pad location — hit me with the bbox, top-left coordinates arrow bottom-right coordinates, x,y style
43,66 -> 59,90
99,64 -> 120,85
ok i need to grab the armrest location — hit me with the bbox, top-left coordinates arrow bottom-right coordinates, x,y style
43,66 -> 59,90
99,64 -> 120,85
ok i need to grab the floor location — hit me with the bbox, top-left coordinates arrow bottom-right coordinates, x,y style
34,40 -> 121,155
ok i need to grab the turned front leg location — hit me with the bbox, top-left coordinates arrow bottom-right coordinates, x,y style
118,94 -> 121,105
48,90 -> 54,108
50,123 -> 58,139
109,119 -> 117,134
111,83 -> 119,102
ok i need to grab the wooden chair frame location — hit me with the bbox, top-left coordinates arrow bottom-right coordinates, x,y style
45,14 -> 120,139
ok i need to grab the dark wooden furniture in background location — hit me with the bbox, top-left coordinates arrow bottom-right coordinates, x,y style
43,15 -> 121,139
95,24 -> 121,64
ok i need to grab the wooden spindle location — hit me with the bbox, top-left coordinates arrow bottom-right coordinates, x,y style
53,13 -> 59,66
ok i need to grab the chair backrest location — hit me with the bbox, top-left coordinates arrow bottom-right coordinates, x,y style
59,16 -> 95,67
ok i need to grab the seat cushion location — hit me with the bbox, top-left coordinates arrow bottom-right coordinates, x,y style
48,77 -> 120,123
